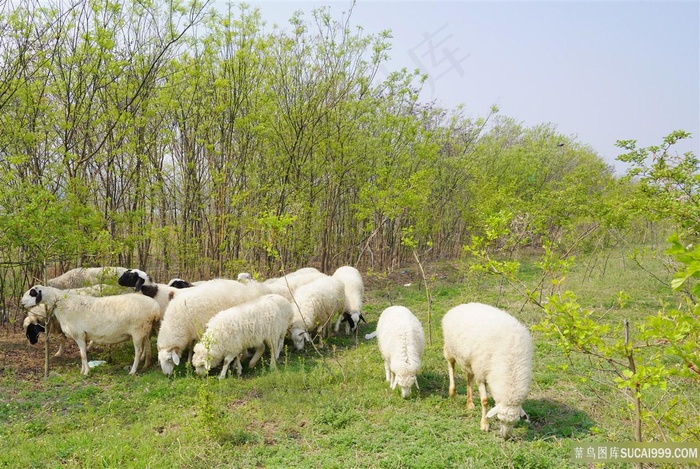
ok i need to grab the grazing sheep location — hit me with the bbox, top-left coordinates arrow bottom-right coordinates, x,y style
288,275 -> 345,350
442,303 -> 534,439
20,285 -> 161,375
23,284 -> 110,356
156,279 -> 271,375
376,306 -> 425,398
47,267 -> 127,289
332,265 -> 366,334
192,294 -> 293,379
118,269 -> 179,315
263,267 -> 325,301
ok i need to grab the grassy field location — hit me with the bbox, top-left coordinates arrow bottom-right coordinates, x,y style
1,248 -> 698,468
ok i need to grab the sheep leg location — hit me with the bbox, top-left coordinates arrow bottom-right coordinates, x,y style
384,360 -> 392,383
219,355 -> 235,379
129,336 -> 143,375
478,382 -> 489,431
75,336 -> 90,376
53,335 -> 65,358
466,372 -> 475,409
266,339 -> 277,370
334,314 -> 342,333
447,358 -> 457,397
248,344 -> 266,369
141,336 -> 152,369
275,336 -> 285,360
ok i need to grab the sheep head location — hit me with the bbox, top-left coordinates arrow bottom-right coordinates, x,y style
168,278 -> 193,289
25,323 -> 46,344
391,374 -> 419,398
486,404 -> 529,440
341,311 -> 366,332
290,328 -> 311,350
21,286 -> 44,308
118,269 -> 151,292
157,348 -> 181,375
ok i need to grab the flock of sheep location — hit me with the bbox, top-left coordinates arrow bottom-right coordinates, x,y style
19,265 -> 534,439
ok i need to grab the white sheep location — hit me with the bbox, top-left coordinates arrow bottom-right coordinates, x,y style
118,269 -> 179,315
156,279 -> 271,375
20,285 -> 161,375
442,302 -> 534,439
263,267 -> 325,301
191,294 -> 293,379
376,306 -> 425,398
23,284 -> 111,356
288,275 -> 345,350
332,265 -> 366,334
47,267 -> 127,289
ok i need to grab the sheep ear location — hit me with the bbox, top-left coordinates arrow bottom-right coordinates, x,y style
359,314 -> 367,324
303,332 -> 311,342
342,312 -> 355,329
520,409 -> 530,422
134,276 -> 145,292
171,351 -> 180,366
390,375 -> 398,390
486,405 -> 499,419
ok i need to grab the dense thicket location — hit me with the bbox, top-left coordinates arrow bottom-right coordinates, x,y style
0,0 -> 616,296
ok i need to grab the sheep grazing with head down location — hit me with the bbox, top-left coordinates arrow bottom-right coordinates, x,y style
376,306 -> 425,398
288,275 -> 345,350
442,302 -> 534,439
47,267 -> 127,289
156,279 -> 271,375
192,294 -> 293,379
20,285 -> 161,375
332,265 -> 366,335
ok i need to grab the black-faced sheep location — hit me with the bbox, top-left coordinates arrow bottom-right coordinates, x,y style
23,284 -> 110,356
20,285 -> 161,375
118,269 -> 180,316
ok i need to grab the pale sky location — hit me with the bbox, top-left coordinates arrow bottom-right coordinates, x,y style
240,1 -> 700,174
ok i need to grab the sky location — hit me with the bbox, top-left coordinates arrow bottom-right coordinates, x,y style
237,1 -> 699,174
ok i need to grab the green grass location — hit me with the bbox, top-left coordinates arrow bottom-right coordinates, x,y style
1,248 -> 698,468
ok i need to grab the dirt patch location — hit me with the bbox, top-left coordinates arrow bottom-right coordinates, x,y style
0,323 -> 83,382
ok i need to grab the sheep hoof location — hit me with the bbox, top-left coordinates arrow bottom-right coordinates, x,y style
466,400 -> 475,410
480,419 -> 489,431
